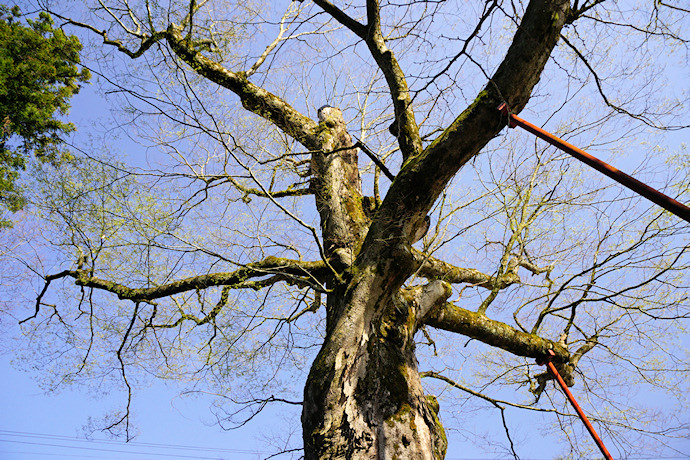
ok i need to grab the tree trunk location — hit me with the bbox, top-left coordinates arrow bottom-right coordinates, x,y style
302,107 -> 448,459
302,281 -> 450,460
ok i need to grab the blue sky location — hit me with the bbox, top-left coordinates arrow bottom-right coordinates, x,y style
0,351 -> 272,459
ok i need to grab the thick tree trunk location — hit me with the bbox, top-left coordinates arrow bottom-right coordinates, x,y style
302,108 -> 449,459
302,281 -> 450,459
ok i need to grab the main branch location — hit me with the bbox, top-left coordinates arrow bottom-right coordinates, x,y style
423,301 -> 569,363
165,25 -> 321,151
24,257 -> 328,322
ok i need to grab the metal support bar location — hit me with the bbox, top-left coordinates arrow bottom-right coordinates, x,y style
498,104 -> 690,224
539,350 -> 614,459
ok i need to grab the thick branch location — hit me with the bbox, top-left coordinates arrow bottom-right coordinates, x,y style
355,0 -> 571,300
78,258 -> 327,301
315,0 -> 422,159
413,250 -> 519,289
364,24 -> 422,160
27,258 -> 328,313
423,301 -> 569,363
221,175 -> 312,199
165,25 -> 320,151
531,335 -> 598,397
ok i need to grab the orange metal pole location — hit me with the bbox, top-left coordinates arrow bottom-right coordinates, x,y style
498,104 -> 690,224
539,350 -> 614,459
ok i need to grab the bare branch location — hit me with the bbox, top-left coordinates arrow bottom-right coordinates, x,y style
567,0 -> 607,22
412,250 -> 517,290
358,0 -> 572,276
657,1 -> 690,13
413,0 -> 500,102
104,301 -> 140,440
20,269 -> 73,324
421,370 -> 565,413
560,33 -> 689,129
315,0 -> 422,159
246,2 -> 327,77
312,0 -> 366,38
50,11 -> 166,58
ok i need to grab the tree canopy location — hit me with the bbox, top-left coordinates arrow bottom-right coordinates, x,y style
2,1 -> 689,458
0,5 -> 90,226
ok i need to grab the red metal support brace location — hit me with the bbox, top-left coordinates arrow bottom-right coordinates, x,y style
497,103 -> 690,224
538,350 -> 614,460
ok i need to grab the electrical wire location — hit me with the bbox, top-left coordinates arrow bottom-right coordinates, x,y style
0,429 -> 272,459
0,450 -> 107,459
2,429 -> 687,459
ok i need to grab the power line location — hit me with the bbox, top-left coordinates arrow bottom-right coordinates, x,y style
0,449 -> 115,459
0,439 -> 242,459
0,428 -> 263,452
3,428 -> 686,459
0,429 -> 271,459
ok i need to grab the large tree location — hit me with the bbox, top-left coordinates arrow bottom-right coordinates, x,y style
6,0 -> 689,458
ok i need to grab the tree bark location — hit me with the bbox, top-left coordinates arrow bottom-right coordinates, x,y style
303,280 -> 452,459
302,105 -> 449,458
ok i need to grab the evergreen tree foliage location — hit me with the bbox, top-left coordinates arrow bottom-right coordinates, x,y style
0,4 -> 90,226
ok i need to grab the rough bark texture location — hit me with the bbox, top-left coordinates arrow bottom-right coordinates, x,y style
424,302 -> 569,363
311,107 -> 368,269
302,279 -> 452,459
301,105 -> 449,458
